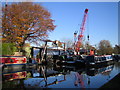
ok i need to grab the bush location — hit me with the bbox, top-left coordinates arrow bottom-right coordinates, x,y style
1,43 -> 17,55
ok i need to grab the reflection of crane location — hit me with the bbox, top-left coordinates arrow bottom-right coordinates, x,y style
74,9 -> 89,55
74,72 -> 85,89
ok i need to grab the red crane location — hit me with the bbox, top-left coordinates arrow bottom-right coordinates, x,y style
74,9 -> 89,54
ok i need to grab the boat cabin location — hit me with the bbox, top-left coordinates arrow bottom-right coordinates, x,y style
86,55 -> 113,65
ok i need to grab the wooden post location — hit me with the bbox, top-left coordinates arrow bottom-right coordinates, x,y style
64,43 -> 66,54
44,41 -> 47,63
30,47 -> 34,58
41,41 -> 48,63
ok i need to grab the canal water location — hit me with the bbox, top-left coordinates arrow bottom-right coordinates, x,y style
2,61 -> 120,89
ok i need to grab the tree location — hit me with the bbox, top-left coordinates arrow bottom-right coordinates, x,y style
113,45 -> 120,54
2,2 -> 56,51
61,38 -> 74,49
98,40 -> 113,55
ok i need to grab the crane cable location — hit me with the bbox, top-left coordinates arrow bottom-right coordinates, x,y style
87,13 -> 90,42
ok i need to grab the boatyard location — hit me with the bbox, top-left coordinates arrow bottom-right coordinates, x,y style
1,1 -> 120,89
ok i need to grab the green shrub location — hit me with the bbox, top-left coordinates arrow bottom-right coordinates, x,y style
1,43 -> 17,55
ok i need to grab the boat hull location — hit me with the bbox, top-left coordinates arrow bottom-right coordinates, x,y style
1,56 -> 27,70
85,55 -> 114,67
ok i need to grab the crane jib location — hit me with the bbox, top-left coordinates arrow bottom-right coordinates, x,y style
74,8 -> 89,53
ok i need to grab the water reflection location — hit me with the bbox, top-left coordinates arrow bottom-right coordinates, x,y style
86,65 -> 113,76
2,61 -> 120,89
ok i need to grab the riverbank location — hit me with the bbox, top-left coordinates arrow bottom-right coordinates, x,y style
99,73 -> 120,89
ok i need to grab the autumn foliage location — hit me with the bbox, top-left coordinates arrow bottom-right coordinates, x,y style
2,2 -> 56,51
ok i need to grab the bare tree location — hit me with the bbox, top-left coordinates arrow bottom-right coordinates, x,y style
61,38 -> 74,49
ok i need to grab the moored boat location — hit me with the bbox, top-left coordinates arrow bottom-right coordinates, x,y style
112,55 -> 120,62
85,55 -> 113,66
1,56 -> 27,70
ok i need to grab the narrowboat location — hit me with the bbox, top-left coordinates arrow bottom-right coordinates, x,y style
112,55 -> 120,62
1,56 -> 27,70
85,55 -> 113,66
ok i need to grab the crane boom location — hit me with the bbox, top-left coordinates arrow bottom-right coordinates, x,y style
75,9 -> 88,54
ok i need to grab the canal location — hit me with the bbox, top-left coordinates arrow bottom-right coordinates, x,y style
2,61 -> 120,89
